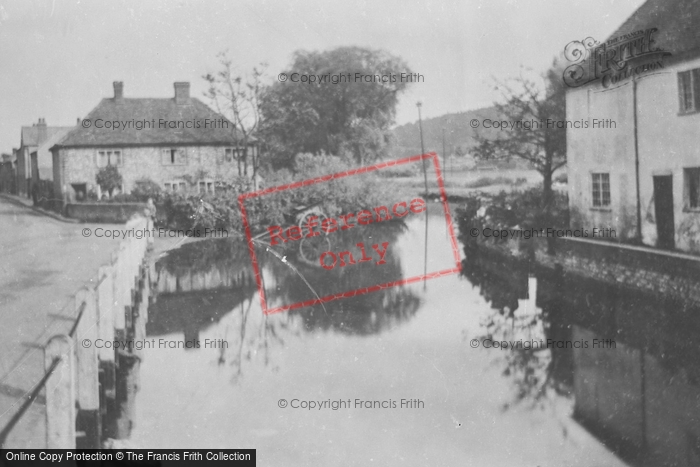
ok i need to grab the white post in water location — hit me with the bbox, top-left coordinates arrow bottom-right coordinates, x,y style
45,334 -> 75,448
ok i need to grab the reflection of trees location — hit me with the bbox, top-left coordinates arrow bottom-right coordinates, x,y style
289,288 -> 421,336
260,221 -> 422,335
219,297 -> 294,384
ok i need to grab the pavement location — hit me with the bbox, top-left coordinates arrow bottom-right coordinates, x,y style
0,195 -> 122,448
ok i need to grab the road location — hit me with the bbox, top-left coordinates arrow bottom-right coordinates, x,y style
0,196 -> 120,448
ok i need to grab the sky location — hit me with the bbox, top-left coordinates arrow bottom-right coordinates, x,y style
0,0 -> 647,155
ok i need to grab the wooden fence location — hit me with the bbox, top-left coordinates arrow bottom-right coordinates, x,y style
0,215 -> 154,449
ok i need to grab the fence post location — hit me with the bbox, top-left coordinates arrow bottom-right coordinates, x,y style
45,334 -> 75,449
112,250 -> 126,340
147,217 -> 155,248
97,265 -> 116,399
74,288 -> 101,448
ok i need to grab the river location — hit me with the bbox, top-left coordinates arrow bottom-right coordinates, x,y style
105,207 -> 699,466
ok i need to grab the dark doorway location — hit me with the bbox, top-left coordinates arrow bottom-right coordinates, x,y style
71,183 -> 87,202
653,176 -> 675,249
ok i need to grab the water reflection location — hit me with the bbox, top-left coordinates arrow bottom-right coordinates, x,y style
462,248 -> 700,466
142,222 -> 424,386
259,222 -> 421,334
106,211 -> 676,465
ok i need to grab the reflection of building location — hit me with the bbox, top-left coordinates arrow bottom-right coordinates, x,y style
561,282 -> 700,467
567,0 -> 700,253
50,81 -> 257,203
148,287 -> 257,342
149,263 -> 257,342
464,250 -> 700,466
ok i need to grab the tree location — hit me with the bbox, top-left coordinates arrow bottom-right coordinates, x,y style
259,46 -> 413,167
473,64 -> 566,213
96,165 -> 123,197
204,53 -> 267,187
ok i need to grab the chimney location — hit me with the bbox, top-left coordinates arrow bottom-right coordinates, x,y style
174,82 -> 190,104
37,118 -> 47,144
113,81 -> 124,101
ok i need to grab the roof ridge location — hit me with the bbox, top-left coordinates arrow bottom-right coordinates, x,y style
53,94 -> 248,148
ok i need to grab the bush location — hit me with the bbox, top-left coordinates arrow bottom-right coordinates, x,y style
96,166 -> 123,196
156,154 -> 405,236
131,178 -> 162,201
287,153 -> 402,218
456,185 -> 569,243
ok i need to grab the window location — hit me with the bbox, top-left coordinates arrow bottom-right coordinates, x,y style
198,180 -> 215,195
591,173 -> 610,207
97,150 -> 122,167
223,147 -> 246,163
678,69 -> 700,113
164,181 -> 187,193
161,148 -> 187,165
685,168 -> 700,210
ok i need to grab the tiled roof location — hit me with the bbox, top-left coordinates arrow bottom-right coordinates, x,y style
606,0 -> 700,60
55,97 -> 251,148
21,126 -> 73,148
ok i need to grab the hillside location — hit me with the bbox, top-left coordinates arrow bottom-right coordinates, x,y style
389,106 -> 503,159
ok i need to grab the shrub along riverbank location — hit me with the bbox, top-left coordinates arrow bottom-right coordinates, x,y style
157,154 -> 408,238
455,186 -> 569,247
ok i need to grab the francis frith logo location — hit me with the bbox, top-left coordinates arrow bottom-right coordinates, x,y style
563,28 -> 671,88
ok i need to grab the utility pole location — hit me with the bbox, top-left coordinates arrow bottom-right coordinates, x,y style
442,126 -> 446,184
417,102 -> 429,291
417,102 -> 428,194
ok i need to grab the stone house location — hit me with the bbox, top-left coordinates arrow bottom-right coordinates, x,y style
17,119 -> 73,198
566,0 -> 700,254
50,81 -> 256,202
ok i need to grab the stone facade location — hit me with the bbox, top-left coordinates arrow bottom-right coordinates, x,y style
53,145 -> 252,200
470,235 -> 700,305
567,55 -> 700,254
